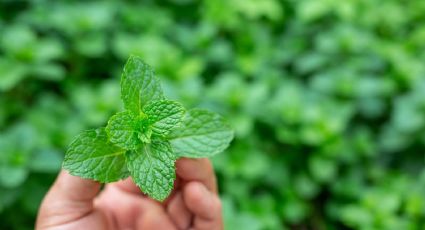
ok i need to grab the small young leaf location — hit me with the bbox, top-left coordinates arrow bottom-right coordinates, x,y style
63,128 -> 129,182
168,109 -> 234,158
143,100 -> 186,137
121,55 -> 164,113
125,141 -> 176,201
106,111 -> 141,150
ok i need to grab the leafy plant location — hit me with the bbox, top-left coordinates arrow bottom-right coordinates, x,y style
2,0 -> 425,229
62,55 -> 234,201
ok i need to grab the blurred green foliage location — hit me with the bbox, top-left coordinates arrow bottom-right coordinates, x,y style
1,0 -> 425,229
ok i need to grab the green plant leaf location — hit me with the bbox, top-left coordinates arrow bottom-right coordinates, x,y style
121,55 -> 164,113
125,141 -> 176,201
168,109 -> 234,158
143,100 -> 186,137
61,56 -> 233,202
0,59 -> 28,91
0,166 -> 28,188
29,149 -> 62,173
63,128 -> 129,182
106,111 -> 141,150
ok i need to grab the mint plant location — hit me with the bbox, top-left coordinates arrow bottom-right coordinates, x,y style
62,56 -> 234,201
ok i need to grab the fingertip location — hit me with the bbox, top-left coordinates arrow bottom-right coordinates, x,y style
176,158 -> 212,172
137,206 -> 177,230
53,170 -> 101,201
184,181 -> 209,205
110,177 -> 142,195
184,182 -> 221,221
176,158 -> 217,192
166,192 -> 192,229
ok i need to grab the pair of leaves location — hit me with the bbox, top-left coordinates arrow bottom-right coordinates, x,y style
63,56 -> 233,201
64,128 -> 175,200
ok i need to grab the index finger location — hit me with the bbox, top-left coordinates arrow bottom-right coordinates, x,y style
175,158 -> 217,193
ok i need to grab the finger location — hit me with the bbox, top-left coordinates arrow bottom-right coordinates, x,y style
50,170 -> 101,202
95,185 -> 161,229
110,177 -> 181,207
183,182 -> 223,230
110,177 -> 143,195
167,192 -> 193,229
162,177 -> 183,206
176,158 -> 217,193
109,177 -> 182,207
37,170 -> 101,227
137,201 -> 177,230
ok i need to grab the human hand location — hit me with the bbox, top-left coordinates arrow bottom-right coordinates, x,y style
36,158 -> 223,230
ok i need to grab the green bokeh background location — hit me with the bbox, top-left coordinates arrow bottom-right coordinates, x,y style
1,0 -> 425,229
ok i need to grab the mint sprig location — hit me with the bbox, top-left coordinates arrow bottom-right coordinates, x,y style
63,55 -> 234,201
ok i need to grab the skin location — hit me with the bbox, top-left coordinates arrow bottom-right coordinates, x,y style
36,158 -> 223,230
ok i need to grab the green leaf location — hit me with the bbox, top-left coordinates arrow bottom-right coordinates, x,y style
61,56 -> 233,202
106,111 -> 141,150
121,55 -> 164,113
0,188 -> 20,212
125,141 -> 176,201
0,58 -> 28,91
0,166 -> 28,188
143,100 -> 186,137
29,149 -> 63,173
168,109 -> 234,158
63,128 -> 129,183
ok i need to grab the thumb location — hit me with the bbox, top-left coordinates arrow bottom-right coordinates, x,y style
49,170 -> 101,202
36,170 -> 101,227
